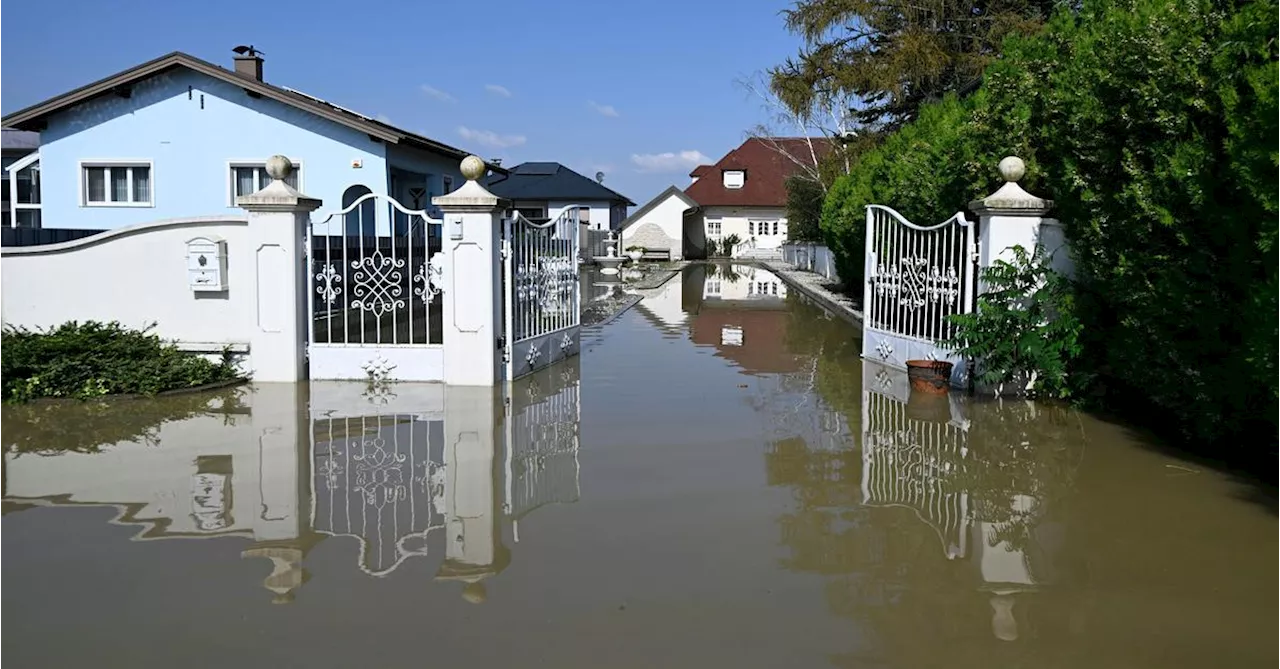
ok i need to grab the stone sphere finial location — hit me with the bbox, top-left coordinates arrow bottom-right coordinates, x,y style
460,155 -> 487,181
265,155 -> 293,181
998,156 -> 1026,183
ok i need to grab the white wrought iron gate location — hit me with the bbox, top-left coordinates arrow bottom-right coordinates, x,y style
502,207 -> 582,381
309,193 -> 446,381
861,204 -> 976,386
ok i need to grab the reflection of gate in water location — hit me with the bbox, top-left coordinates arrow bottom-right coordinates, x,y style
311,414 -> 446,576
505,366 -> 581,533
860,366 -> 971,559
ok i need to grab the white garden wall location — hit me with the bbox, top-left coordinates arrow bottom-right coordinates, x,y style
1,216 -> 255,366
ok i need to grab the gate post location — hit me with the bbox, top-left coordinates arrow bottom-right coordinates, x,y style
237,155 -> 322,383
433,155 -> 509,386
969,156 -> 1069,281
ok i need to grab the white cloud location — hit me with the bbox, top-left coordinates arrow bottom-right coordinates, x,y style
485,84 -> 512,98
630,150 -> 711,173
588,101 -> 620,118
457,126 -> 527,149
375,113 -> 393,124
420,85 -> 456,103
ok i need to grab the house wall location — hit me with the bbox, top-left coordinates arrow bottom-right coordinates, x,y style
547,200 -> 612,231
700,206 -> 789,251
620,192 -> 691,260
386,143 -> 465,212
36,69 -> 389,230
1,216 -> 259,368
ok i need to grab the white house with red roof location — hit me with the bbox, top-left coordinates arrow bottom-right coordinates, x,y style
619,137 -> 830,260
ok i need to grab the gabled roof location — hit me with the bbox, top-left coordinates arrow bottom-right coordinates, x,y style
618,185 -> 699,231
484,162 -> 635,206
684,137 -> 832,208
0,51 -> 504,172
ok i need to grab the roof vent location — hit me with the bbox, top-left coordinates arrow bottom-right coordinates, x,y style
232,45 -> 265,82
490,158 -> 503,166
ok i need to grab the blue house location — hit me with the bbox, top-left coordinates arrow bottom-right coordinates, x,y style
484,162 -> 634,231
0,47 -> 501,235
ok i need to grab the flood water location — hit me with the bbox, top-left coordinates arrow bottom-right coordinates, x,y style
3,263 -> 1275,668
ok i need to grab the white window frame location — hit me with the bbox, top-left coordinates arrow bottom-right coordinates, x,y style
7,151 -> 41,228
79,160 -> 154,208
227,159 -> 303,206
723,170 -> 745,189
706,218 -> 722,237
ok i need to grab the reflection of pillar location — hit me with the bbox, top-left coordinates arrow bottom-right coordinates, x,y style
241,382 -> 320,604
436,386 -> 509,603
972,493 -> 1041,641
0,450 -> 37,516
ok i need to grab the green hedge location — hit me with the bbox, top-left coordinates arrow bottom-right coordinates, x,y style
2,321 -> 243,403
821,0 -> 1278,452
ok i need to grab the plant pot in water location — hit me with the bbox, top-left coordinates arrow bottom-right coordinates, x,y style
906,359 -> 953,395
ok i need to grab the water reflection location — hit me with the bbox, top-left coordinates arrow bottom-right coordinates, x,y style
2,362 -> 581,605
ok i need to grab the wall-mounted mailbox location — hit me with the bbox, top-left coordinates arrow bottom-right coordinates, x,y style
449,215 -> 464,240
187,236 -> 228,292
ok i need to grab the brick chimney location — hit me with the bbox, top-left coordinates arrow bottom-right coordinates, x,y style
232,45 -> 264,81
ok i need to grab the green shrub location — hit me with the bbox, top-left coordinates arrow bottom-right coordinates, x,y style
2,321 -> 242,403
819,94 -> 1002,296
820,0 -> 1278,453
944,245 -> 1084,399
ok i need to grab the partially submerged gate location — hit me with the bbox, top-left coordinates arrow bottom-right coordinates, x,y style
861,204 -> 977,386
501,208 -> 582,381
308,193 -> 445,381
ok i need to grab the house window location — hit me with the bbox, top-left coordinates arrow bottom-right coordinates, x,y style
706,219 -> 721,236
229,161 -> 300,204
442,175 -> 454,194
706,280 -> 721,295
748,221 -> 755,236
723,170 -> 745,189
7,153 -> 41,228
772,221 -> 779,236
81,162 -> 152,207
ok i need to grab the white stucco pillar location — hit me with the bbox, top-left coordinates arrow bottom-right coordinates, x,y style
970,157 -> 1072,281
432,156 -> 509,387
237,156 -> 322,383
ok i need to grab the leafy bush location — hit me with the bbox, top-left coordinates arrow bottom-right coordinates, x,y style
944,245 -> 1084,398
784,176 -> 825,242
2,321 -> 242,403
818,95 -> 1001,294
820,0 -> 1278,453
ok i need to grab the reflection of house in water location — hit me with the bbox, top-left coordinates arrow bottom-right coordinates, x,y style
2,363 -> 582,604
687,264 -> 801,376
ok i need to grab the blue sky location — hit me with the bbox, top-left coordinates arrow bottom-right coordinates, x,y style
1,0 -> 805,206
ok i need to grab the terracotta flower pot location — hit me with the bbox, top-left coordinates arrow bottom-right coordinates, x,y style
906,359 -> 953,395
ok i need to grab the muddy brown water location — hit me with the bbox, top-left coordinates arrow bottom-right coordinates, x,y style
3,264 -> 1275,668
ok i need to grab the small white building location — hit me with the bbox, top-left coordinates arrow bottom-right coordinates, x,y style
617,186 -> 699,261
